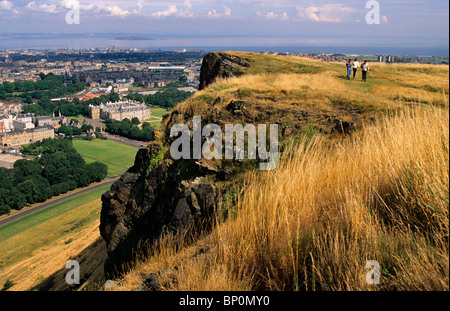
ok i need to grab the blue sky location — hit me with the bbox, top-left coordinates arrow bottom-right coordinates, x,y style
0,0 -> 448,50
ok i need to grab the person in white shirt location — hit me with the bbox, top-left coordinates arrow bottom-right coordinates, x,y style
351,58 -> 360,80
361,60 -> 370,82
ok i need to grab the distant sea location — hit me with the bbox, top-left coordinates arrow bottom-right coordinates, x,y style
0,34 -> 448,57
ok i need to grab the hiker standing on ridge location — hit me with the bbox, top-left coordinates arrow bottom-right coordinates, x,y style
361,60 -> 370,82
352,58 -> 360,79
346,59 -> 352,80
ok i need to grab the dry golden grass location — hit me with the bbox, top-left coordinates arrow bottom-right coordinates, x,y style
0,199 -> 105,291
112,54 -> 449,291
170,53 -> 448,124
115,106 -> 448,291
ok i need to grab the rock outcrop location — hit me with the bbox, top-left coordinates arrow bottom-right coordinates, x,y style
100,142 -> 225,277
199,52 -> 250,90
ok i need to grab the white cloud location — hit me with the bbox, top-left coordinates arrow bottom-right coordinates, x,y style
26,1 -> 59,14
106,5 -> 130,17
0,0 -> 13,10
137,0 -> 144,11
184,0 -> 192,11
151,5 -> 178,17
224,6 -> 231,16
297,4 -> 356,23
266,11 -> 289,20
150,0 -> 194,18
207,6 -> 232,18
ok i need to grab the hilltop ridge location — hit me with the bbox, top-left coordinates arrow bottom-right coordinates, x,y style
98,52 -> 449,290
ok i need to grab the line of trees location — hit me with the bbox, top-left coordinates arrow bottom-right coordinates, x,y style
22,92 -> 121,117
105,118 -> 154,142
0,73 -> 86,101
126,89 -> 194,109
0,138 -> 108,215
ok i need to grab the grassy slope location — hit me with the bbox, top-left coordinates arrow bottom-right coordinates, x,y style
0,139 -> 139,290
113,53 -> 449,291
0,185 -> 109,291
73,139 -> 138,178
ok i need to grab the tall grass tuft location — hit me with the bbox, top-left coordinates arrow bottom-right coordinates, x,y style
213,107 -> 448,291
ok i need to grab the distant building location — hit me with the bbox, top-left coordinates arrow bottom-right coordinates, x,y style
13,119 -> 35,130
0,125 -> 54,147
34,114 -> 68,128
0,115 -> 14,132
377,55 -> 396,63
89,101 -> 151,122
15,113 -> 34,123
387,55 -> 396,63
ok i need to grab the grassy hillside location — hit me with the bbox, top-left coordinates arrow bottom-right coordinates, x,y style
0,186 -> 109,291
105,53 -> 449,291
73,139 -> 138,179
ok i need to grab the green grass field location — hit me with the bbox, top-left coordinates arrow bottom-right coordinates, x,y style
0,185 -> 109,290
0,185 -> 109,244
0,185 -> 109,274
150,107 -> 171,118
73,139 -> 138,179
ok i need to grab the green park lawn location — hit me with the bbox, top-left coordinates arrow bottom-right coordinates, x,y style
73,139 -> 138,179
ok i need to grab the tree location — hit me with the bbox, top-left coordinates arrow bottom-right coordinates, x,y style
131,117 -> 140,125
0,189 -> 12,215
87,162 -> 108,183
8,189 -> 27,211
72,167 -> 91,187
16,180 -> 41,204
13,160 -> 42,184
72,127 -> 83,136
81,123 -> 93,133
58,125 -> 73,137
0,167 -> 14,190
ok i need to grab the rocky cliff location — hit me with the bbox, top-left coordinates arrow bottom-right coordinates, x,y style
199,52 -> 250,90
99,52 -> 359,277
99,53 -> 252,277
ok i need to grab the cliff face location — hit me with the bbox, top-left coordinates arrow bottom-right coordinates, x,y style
99,52 -> 359,277
100,142 -> 224,276
199,52 -> 250,90
99,53 -> 249,277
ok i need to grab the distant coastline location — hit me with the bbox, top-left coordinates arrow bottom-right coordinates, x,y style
113,36 -> 154,41
0,33 -> 448,57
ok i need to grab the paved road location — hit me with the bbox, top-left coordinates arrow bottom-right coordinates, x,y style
0,177 -> 119,228
103,133 -> 147,149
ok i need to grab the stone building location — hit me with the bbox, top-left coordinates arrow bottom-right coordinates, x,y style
0,125 -> 54,147
89,101 -> 151,122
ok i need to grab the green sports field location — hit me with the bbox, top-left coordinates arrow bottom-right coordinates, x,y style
73,139 -> 138,179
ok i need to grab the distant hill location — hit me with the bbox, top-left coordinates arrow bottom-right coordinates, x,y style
113,36 -> 154,41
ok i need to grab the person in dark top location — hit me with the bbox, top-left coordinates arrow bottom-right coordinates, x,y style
346,59 -> 352,80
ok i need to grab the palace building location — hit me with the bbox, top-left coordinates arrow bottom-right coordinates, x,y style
89,101 -> 151,122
